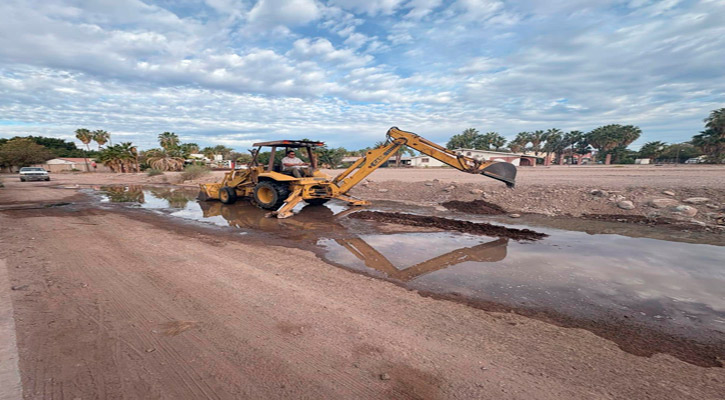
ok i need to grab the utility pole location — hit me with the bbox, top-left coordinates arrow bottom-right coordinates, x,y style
675,146 -> 680,164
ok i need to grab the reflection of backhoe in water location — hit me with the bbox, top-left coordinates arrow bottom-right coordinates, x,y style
200,199 -> 508,280
198,199 -> 355,240
336,237 -> 508,282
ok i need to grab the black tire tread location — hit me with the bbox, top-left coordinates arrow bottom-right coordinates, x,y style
220,186 -> 238,204
254,180 -> 290,210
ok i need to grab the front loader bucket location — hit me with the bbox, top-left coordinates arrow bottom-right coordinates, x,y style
198,183 -> 222,201
481,162 -> 517,188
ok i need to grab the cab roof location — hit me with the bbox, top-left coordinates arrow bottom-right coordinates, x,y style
252,140 -> 325,148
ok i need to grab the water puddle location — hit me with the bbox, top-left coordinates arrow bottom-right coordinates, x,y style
91,185 -> 725,367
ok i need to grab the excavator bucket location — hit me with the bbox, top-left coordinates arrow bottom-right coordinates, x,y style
481,162 -> 517,188
198,183 -> 222,201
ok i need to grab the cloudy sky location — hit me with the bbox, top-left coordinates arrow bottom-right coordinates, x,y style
1,0 -> 723,151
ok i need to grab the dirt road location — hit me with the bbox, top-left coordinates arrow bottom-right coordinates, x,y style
1,178 -> 724,399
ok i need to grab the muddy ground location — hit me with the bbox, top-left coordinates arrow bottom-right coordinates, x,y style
350,211 -> 547,240
1,168 -> 724,399
13,164 -> 723,229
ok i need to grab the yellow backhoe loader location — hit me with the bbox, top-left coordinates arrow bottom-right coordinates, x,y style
198,126 -> 517,218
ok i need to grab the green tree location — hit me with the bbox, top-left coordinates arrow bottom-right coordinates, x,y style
314,146 -> 348,168
212,145 -> 233,159
638,141 -> 667,160
508,132 -> 530,153
477,131 -> 507,150
158,132 -> 180,151
660,143 -> 701,163
562,130 -> 584,163
2,136 -> 90,158
75,128 -> 93,171
93,130 -> 111,149
446,128 -> 481,149
143,148 -> 185,171
586,124 -> 641,163
180,143 -> 199,156
542,128 -> 563,162
704,108 -> 725,137
98,142 -> 139,172
528,130 -> 546,156
692,129 -> 725,163
0,138 -> 54,168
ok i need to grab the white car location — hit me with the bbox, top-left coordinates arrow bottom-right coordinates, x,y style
19,167 -> 50,181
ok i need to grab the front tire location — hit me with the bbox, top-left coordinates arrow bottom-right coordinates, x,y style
219,187 -> 238,204
253,181 -> 290,210
19,177 -> 25,182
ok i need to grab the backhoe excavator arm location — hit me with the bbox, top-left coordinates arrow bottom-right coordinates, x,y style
333,126 -> 516,194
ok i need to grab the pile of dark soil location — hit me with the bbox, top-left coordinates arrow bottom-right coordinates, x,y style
442,199 -> 506,215
349,211 -> 546,241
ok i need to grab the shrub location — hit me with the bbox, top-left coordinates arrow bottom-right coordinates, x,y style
180,164 -> 210,181
147,168 -> 164,176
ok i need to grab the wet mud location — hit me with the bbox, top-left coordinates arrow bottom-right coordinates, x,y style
82,185 -> 725,368
419,291 -> 725,368
441,199 -> 506,215
583,214 -> 683,225
348,211 -> 547,241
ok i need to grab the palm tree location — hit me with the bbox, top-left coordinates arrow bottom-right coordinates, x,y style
180,143 -> 199,157
75,128 -> 93,172
563,130 -> 584,163
638,141 -> 667,161
704,108 -> 725,137
144,148 -> 185,171
201,147 -> 216,161
692,129 -> 724,163
529,130 -> 546,156
93,130 -> 111,150
490,133 -> 507,151
446,128 -> 481,149
98,142 -> 139,172
543,128 -> 563,163
479,132 -> 506,150
394,146 -> 415,167
158,132 -> 180,150
508,132 -> 530,153
586,125 -> 641,163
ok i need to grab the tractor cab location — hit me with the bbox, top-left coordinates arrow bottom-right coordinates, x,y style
250,140 -> 326,174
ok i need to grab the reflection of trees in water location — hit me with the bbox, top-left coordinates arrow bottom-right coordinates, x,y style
102,185 -> 145,203
148,187 -> 196,208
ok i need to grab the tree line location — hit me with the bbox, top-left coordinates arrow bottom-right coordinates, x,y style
443,108 -> 724,164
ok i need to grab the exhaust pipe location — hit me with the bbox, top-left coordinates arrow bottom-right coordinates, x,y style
481,162 -> 517,188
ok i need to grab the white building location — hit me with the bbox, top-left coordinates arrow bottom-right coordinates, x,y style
410,156 -> 447,167
453,149 -> 534,167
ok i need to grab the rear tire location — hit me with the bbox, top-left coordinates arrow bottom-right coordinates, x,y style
219,187 -> 238,204
304,198 -> 329,206
253,181 -> 290,210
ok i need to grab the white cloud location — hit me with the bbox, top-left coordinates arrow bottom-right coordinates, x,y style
247,0 -> 321,27
0,0 -> 723,151
330,0 -> 405,15
288,38 -> 373,68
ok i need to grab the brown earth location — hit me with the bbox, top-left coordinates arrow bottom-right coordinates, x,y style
349,211 -> 546,241
441,199 -> 506,215
1,169 -> 725,399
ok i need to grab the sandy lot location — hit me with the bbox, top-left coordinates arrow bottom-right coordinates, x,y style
0,168 -> 724,399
